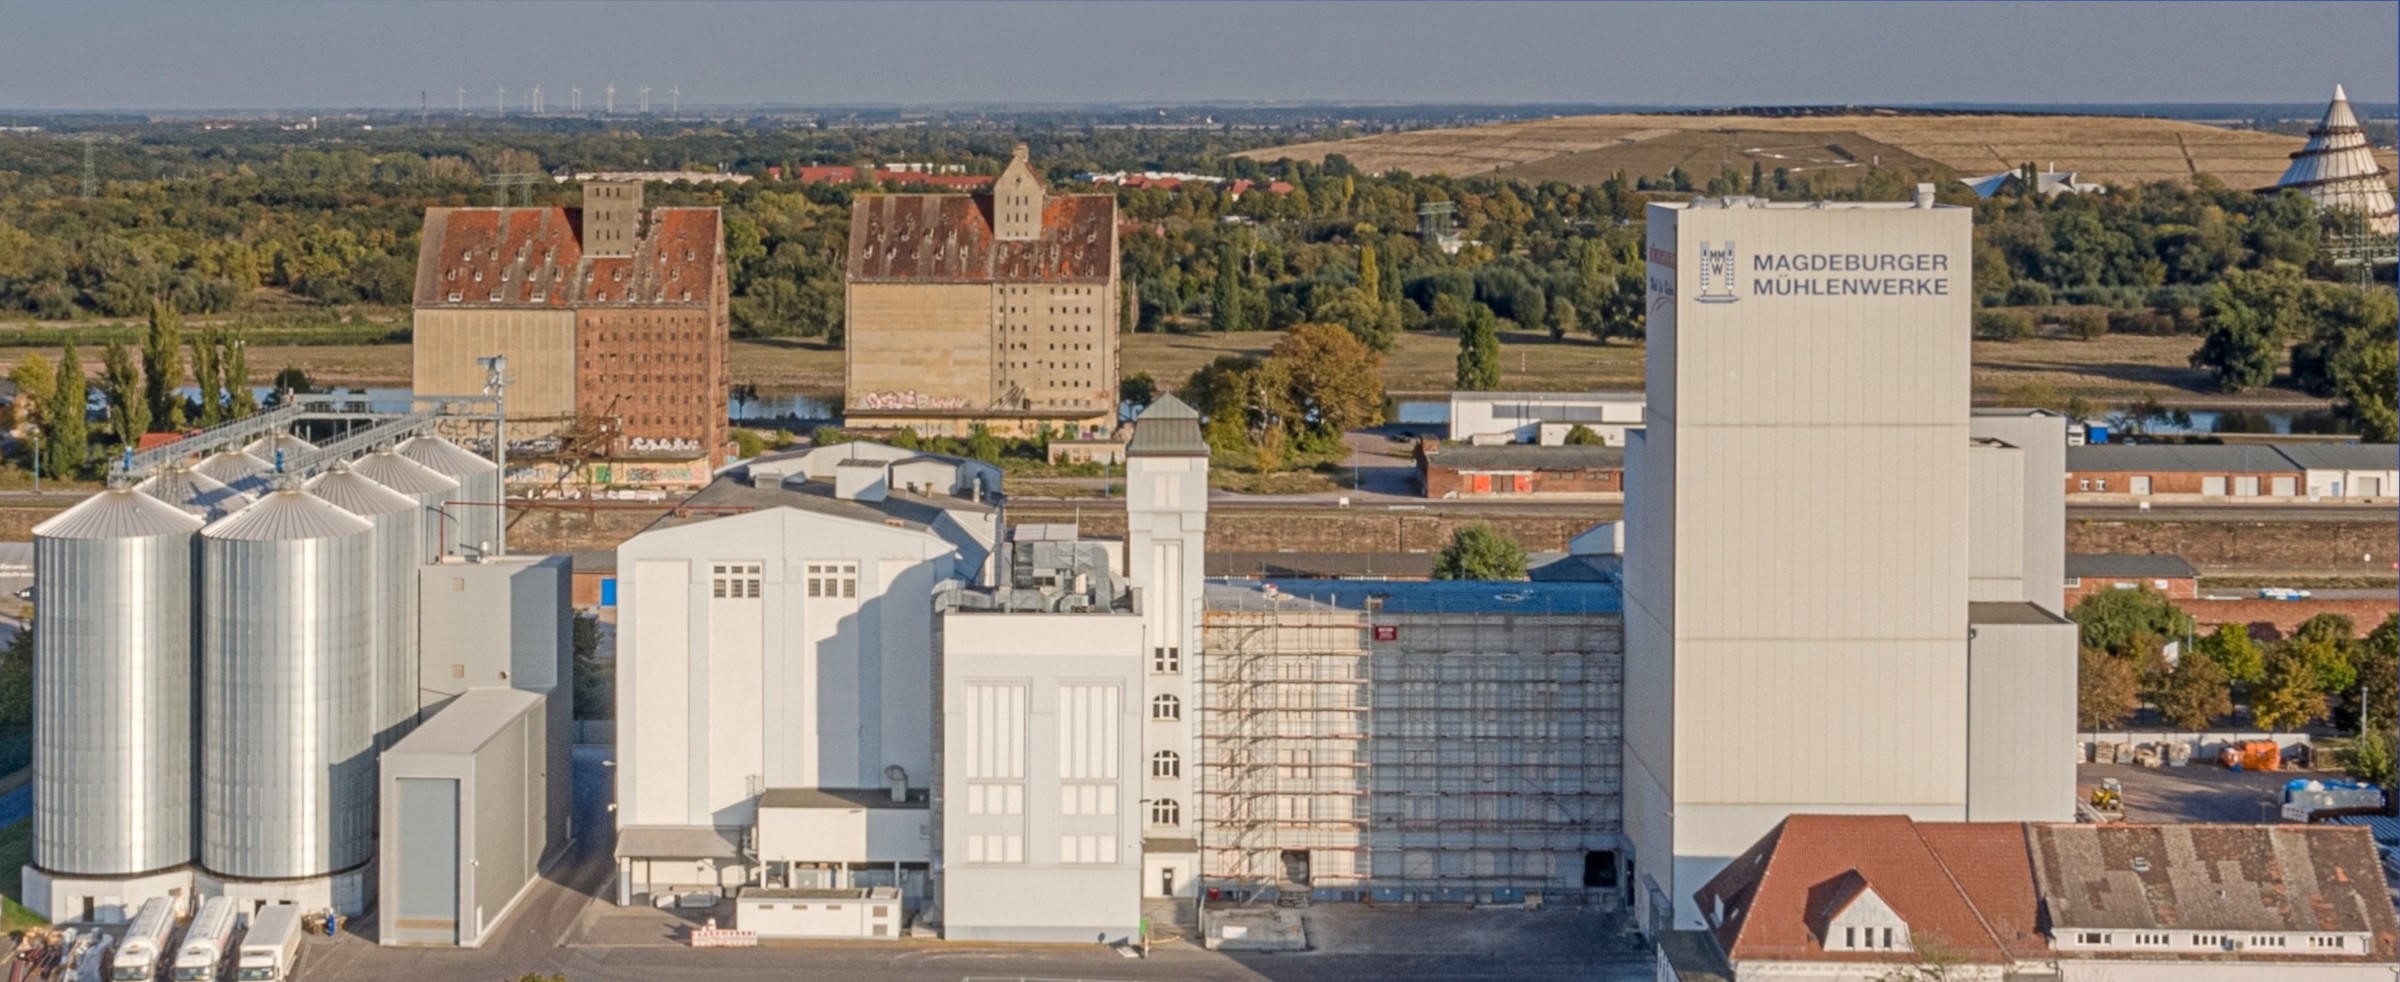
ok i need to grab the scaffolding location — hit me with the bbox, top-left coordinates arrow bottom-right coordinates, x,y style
1199,587 -> 1624,907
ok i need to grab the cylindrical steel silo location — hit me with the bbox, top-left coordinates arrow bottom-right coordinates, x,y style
397,435 -> 499,557
241,433 -> 317,472
193,449 -> 273,495
135,461 -> 254,520
30,488 -> 204,876
350,448 -> 461,564
304,463 -> 423,752
199,488 -> 376,880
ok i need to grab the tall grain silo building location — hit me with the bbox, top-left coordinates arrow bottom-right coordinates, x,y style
1622,188 -> 2076,933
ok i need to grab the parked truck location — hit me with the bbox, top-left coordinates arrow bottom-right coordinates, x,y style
232,906 -> 302,982
172,898 -> 236,982
2281,778 -> 2388,822
111,898 -> 178,982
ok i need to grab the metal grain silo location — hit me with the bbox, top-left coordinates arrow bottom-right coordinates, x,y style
304,463 -> 423,751
350,448 -> 460,564
194,449 -> 272,495
241,433 -> 317,471
135,461 -> 254,519
30,488 -> 204,875
397,435 -> 499,557
199,488 -> 376,880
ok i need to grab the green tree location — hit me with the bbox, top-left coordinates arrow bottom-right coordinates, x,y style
1974,309 -> 2032,341
2198,623 -> 2265,686
8,357 -> 54,434
1211,241 -> 1248,333
98,340 -> 149,448
965,424 -> 1002,464
222,335 -> 256,418
1562,424 -> 1607,446
43,344 -> 88,480
1119,372 -> 1158,417
2286,635 -> 2358,702
1546,297 -> 1578,340
0,612 -> 30,730
1266,322 -> 1385,438
189,331 -> 224,426
2252,644 -> 2327,730
2077,646 -> 2139,730
2152,651 -> 2231,729
1433,522 -> 1528,581
2190,265 -> 2308,392
2070,588 -> 2194,659
141,301 -> 186,432
572,613 -> 611,721
1454,303 -> 1501,391
2356,614 -> 2398,731
2339,727 -> 2396,787
730,429 -> 766,459
2331,336 -> 2398,442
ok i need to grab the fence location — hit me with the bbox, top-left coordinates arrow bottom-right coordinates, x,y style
2081,730 -> 2316,763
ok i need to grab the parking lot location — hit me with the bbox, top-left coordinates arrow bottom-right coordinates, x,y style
2078,762 -> 2308,824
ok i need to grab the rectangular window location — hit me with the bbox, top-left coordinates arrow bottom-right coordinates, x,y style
1152,646 -> 1180,674
1845,927 -> 1855,948
805,561 -> 857,599
2078,479 -> 2091,491
710,563 -> 761,600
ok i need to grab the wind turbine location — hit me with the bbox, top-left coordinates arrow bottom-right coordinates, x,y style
531,85 -> 543,113
670,85 -> 680,116
570,86 -> 581,112
605,83 -> 616,114
638,85 -> 651,114
496,85 -> 506,115
456,86 -> 466,113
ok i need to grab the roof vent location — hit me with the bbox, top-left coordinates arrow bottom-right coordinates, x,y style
2130,857 -> 2151,873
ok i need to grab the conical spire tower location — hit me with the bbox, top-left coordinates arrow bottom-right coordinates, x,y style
2272,84 -> 2397,235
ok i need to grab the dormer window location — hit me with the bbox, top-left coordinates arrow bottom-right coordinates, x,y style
1821,880 -> 1911,952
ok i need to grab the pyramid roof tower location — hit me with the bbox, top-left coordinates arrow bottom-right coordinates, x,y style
2271,85 -> 2397,235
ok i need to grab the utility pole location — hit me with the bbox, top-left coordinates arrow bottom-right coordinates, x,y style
480,355 -> 511,556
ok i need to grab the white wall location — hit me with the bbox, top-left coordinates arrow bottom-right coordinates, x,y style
939,610 -> 1147,942
2056,961 -> 2396,982
1967,443 -> 2026,603
1966,617 -> 2077,821
1125,449 -> 1206,895
1969,412 -> 2067,612
757,806 -> 930,865
617,507 -> 966,833
1449,392 -> 1644,444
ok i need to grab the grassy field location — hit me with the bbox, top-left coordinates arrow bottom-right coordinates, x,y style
0,819 -> 42,932
0,326 -> 2306,408
1243,112 -> 2397,189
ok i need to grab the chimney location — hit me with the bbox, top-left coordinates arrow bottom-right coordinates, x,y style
1914,183 -> 1936,209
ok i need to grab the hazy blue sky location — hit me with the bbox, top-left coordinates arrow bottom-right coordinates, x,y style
2,1 -> 2392,110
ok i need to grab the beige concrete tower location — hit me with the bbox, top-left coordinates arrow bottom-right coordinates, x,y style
992,143 -> 1044,242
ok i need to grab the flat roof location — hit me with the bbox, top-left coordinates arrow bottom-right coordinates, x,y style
1655,195 -> 1961,211
1968,601 -> 2073,626
1449,391 -> 1644,402
758,787 -> 928,810
2065,553 -> 2198,579
1425,444 -> 1625,471
1205,579 -> 1622,616
617,825 -> 745,860
1528,552 -> 1619,583
386,688 -> 541,757
739,887 -> 885,901
2065,444 -> 2301,473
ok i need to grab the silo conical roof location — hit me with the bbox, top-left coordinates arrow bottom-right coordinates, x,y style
34,487 -> 206,539
136,463 -> 256,518
243,432 -> 318,462
202,488 -> 374,541
350,449 -> 461,496
398,435 -> 497,477
304,463 -> 419,517
194,449 -> 272,486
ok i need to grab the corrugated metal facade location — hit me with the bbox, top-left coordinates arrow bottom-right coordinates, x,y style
306,465 -> 426,751
399,436 -> 500,556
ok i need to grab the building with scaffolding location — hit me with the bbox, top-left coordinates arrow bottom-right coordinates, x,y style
1198,580 -> 1625,907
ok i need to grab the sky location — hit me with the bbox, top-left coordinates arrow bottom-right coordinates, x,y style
0,1 -> 2392,111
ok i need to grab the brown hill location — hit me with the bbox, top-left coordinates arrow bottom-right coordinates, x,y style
1241,113 -> 2399,190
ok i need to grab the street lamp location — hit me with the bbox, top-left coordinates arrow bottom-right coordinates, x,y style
27,424 -> 39,495
478,355 -> 510,556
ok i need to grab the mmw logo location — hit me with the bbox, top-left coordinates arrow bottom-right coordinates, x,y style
1697,241 -> 1739,303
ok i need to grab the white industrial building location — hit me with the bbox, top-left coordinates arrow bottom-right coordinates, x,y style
1448,391 -> 1646,446
1623,189 -> 2076,934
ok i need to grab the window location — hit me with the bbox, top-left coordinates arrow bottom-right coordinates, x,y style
2252,935 -> 2286,948
2064,577 -> 2083,588
2077,932 -> 2109,945
2095,478 -> 2108,491
710,563 -> 761,599
1060,834 -> 1117,864
1845,927 -> 1856,948
805,562 -> 857,599
1151,751 -> 1180,779
1150,798 -> 1181,827
2135,933 -> 2168,946
2310,936 -> 2349,950
1152,646 -> 1180,674
2078,479 -> 2091,491
1151,694 -> 1181,720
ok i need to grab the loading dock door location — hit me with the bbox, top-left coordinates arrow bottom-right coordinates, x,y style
2361,476 -> 2385,497
394,778 -> 461,944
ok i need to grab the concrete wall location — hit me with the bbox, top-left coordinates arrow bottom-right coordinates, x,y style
1631,196 -> 1975,931
844,282 -> 995,416
757,806 -> 930,865
1966,615 -> 2078,821
736,890 -> 902,939
938,610 -> 1146,943
1969,411 -> 2066,612
411,307 -> 577,421
1968,442 -> 2027,603
616,508 -> 963,831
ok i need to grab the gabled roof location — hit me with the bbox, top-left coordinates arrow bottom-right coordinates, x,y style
1694,814 -> 2009,965
1128,394 -> 1208,457
2065,443 -> 2302,473
2269,442 -> 2398,471
846,191 -> 1116,283
2029,824 -> 2398,954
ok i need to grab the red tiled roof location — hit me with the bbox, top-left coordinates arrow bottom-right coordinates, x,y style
1694,814 -> 2009,966
848,191 -> 1115,284
413,206 -> 720,309
1916,822 -> 2047,961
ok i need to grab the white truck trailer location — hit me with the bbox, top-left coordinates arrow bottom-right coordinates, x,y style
232,906 -> 302,982
172,897 -> 236,982
111,897 -> 178,982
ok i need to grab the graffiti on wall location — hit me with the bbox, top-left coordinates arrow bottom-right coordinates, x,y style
855,390 -> 970,412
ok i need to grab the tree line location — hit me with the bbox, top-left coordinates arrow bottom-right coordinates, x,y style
5,302 -> 267,479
